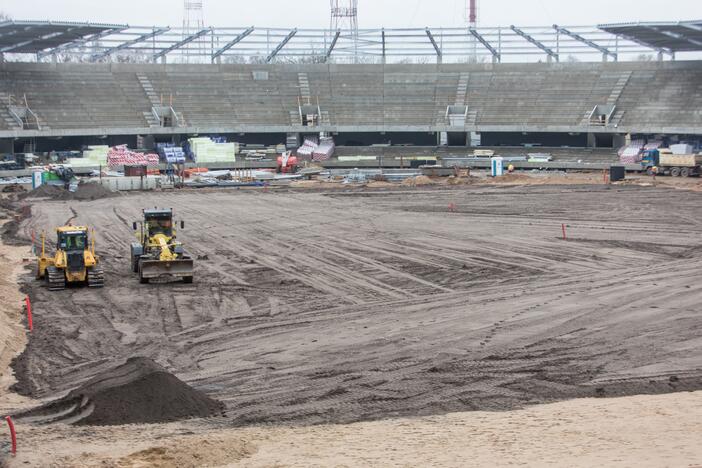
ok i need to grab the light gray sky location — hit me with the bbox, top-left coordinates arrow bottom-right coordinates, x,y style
2,0 -> 699,28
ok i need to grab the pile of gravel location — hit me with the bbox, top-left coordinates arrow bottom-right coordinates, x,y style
15,357 -> 225,426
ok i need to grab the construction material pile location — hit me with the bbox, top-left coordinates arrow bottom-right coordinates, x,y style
70,146 -> 109,168
296,137 -> 318,158
618,140 -> 644,164
297,137 -> 335,161
313,137 -> 336,161
156,143 -> 187,164
186,137 -> 237,164
107,145 -> 159,168
14,357 -> 224,426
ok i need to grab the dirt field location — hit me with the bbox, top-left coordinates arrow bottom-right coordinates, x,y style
8,183 -> 702,428
4,391 -> 702,467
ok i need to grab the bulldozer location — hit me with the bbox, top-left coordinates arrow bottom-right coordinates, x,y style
36,226 -> 104,290
130,208 -> 194,284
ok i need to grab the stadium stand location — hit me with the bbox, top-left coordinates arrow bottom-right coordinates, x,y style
0,61 -> 701,138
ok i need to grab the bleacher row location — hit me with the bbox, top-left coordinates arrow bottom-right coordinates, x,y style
0,61 -> 700,132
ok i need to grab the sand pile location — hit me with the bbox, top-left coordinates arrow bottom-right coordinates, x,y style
401,175 -> 436,187
15,357 -> 224,426
21,182 -> 115,201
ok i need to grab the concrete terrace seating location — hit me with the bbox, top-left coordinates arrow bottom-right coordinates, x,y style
617,66 -> 702,130
0,61 -> 701,134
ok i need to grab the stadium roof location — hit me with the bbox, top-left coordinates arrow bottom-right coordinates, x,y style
0,20 -> 127,53
599,20 -> 702,52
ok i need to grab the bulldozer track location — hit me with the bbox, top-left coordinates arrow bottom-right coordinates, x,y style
46,265 -> 66,291
87,264 -> 105,288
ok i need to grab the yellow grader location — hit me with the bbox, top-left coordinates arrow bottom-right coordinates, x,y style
130,208 -> 194,284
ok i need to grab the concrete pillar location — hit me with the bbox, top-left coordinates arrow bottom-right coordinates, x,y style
161,56 -> 167,64
587,133 -> 597,148
613,134 -> 626,149
0,53 -> 4,63
602,52 -> 607,63
657,51 -> 664,62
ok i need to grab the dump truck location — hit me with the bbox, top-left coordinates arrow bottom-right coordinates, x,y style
36,225 -> 104,290
641,149 -> 702,177
130,208 -> 193,284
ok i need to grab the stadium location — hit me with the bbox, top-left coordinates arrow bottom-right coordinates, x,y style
0,1 -> 701,466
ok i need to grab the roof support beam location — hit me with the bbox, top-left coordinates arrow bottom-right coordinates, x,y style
381,29 -> 386,63
92,27 -> 169,60
681,22 -> 702,33
425,28 -> 442,62
646,26 -> 702,48
153,28 -> 211,60
265,28 -> 297,63
38,27 -> 125,59
469,27 -> 500,62
325,30 -> 341,62
553,25 -> 616,60
211,26 -> 254,62
510,25 -> 558,62
0,29 -> 71,53
608,31 -> 672,57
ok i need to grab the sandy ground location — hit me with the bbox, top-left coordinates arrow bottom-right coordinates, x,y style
3,392 -> 702,467
1,177 -> 702,465
0,215 -> 36,416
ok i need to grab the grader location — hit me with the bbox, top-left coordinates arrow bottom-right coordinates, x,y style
130,208 -> 194,284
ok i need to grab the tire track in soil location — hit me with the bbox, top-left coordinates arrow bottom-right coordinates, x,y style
10,186 -> 702,425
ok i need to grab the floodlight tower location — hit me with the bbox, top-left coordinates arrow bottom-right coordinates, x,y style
468,0 -> 478,62
182,0 -> 206,62
330,0 -> 359,62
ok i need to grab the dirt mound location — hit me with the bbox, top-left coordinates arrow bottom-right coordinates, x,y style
1,184 -> 26,193
401,175 -> 436,187
15,357 -> 224,426
21,182 -> 115,201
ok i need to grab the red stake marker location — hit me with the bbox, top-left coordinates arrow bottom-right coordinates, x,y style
24,296 -> 32,332
562,223 -> 567,240
5,416 -> 16,455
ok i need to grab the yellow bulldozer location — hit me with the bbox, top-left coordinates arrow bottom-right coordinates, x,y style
131,208 -> 194,284
36,225 -> 104,290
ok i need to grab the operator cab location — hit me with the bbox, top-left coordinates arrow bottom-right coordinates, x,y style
57,228 -> 88,251
143,209 -> 175,237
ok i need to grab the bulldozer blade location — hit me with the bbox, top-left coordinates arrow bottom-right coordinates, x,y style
139,259 -> 194,280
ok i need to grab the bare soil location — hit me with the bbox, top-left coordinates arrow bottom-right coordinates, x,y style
8,183 -> 702,428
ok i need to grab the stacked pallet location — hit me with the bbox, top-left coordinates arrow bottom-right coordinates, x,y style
107,145 -> 159,168
296,138 -> 319,158
618,140 -> 644,164
156,143 -> 186,164
312,137 -> 335,161
187,137 -> 237,163
70,145 -> 109,167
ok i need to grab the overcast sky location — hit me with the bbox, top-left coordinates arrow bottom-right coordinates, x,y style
1,0 -> 699,28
